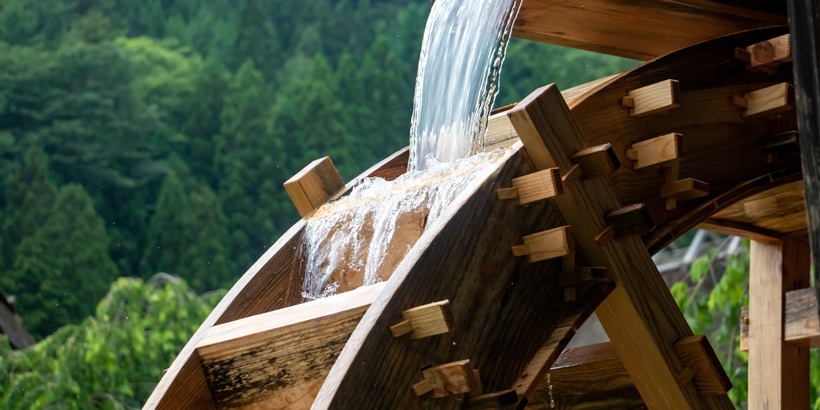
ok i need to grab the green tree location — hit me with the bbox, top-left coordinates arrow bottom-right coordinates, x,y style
6,184 -> 119,337
183,184 -> 232,291
140,170 -> 191,279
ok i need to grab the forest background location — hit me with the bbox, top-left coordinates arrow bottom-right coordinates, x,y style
1,0 -> 814,408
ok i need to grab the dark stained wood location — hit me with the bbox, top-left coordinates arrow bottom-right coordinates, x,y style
513,0 -> 786,60
507,83 -> 733,409
785,0 -> 820,332
312,146 -> 605,409
603,204 -> 655,239
525,342 -> 644,410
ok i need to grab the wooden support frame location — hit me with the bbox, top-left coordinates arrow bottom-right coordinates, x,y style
740,287 -> 820,351
507,83 -> 733,409
748,236 -> 811,409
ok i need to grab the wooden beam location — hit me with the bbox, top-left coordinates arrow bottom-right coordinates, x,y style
569,144 -> 620,178
507,83 -> 734,410
748,237 -> 811,409
512,226 -> 573,263
673,335 -> 732,395
697,218 -> 782,244
512,0 -> 786,60
630,133 -> 682,170
740,287 -> 820,351
661,178 -> 710,202
510,168 -> 563,204
624,80 -> 681,118
284,156 -> 346,217
738,82 -> 795,118
196,283 -> 385,409
390,300 -> 453,339
743,34 -> 792,73
603,204 -> 655,239
785,0 -> 820,340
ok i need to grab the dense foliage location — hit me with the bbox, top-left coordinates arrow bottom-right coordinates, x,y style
0,0 -> 637,338
0,274 -> 223,409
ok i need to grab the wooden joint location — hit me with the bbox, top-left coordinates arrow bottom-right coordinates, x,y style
561,164 -> 582,185
510,168 -> 563,204
737,83 -> 795,118
570,143 -> 620,178
559,267 -> 608,287
464,389 -> 518,409
740,287 -> 819,352
284,156 -> 345,217
629,133 -> 682,170
676,366 -> 695,388
623,79 -> 680,118
741,34 -> 791,74
497,187 -> 519,200
660,178 -> 710,201
674,335 -> 732,395
620,96 -> 635,108
512,226 -> 572,263
391,300 -> 453,339
603,204 -> 655,239
415,360 -> 480,398
594,225 -> 616,246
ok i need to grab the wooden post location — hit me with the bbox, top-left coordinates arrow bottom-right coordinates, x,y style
748,236 -> 810,409
785,0 -> 820,333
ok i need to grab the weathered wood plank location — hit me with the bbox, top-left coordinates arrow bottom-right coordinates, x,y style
741,287 -> 820,351
748,237 -> 811,409
507,83 -> 733,409
284,157 -> 346,217
196,283 -> 385,409
313,145 -> 603,409
513,0 -> 786,60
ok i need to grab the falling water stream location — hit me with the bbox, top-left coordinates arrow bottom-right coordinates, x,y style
300,0 -> 522,301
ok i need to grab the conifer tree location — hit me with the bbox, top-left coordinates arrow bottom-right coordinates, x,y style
140,171 -> 191,279
8,184 -> 119,337
182,184 -> 232,291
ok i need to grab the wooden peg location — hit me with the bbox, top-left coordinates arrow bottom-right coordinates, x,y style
676,367 -> 695,387
594,225 -> 616,246
416,360 -> 480,398
284,157 -> 345,217
620,96 -> 635,108
738,83 -> 795,118
674,335 -> 732,395
734,47 -> 751,62
510,168 -> 563,205
391,300 -> 453,339
496,187 -> 519,200
625,149 -> 638,161
561,164 -> 582,185
623,79 -> 680,118
660,178 -> 709,201
603,204 -> 655,239
570,143 -> 620,178
558,267 -> 608,287
464,389 -> 518,410
742,34 -> 791,73
629,133 -> 682,170
730,94 -> 747,109
512,226 -> 572,263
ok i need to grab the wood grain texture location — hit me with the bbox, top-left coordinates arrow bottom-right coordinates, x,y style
748,237 -> 811,410
745,34 -> 792,70
627,80 -> 680,118
673,335 -> 732,395
507,83 -> 733,410
284,157 -> 346,217
312,145 -> 605,409
698,218 -> 781,244
525,342 -> 644,410
513,0 -> 785,60
603,204 -> 655,239
511,168 -> 563,205
710,179 -> 806,234
741,287 -> 820,351
631,133 -> 682,169
196,283 -> 385,409
742,82 -> 795,118
145,147 -> 412,409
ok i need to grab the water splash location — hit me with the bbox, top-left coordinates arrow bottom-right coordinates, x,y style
408,0 -> 522,171
300,150 -> 506,301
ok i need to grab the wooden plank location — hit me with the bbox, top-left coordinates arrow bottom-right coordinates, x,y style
514,226 -> 572,263
674,335 -> 732,395
284,157 -> 346,217
507,83 -> 734,410
742,82 -> 795,118
525,342 -> 643,410
603,204 -> 655,239
569,144 -> 620,178
144,146 -> 415,409
631,133 -> 682,169
196,283 -> 385,409
785,0 -> 820,331
698,218 -> 781,244
626,80 -> 681,118
392,300 -> 454,340
708,180 -> 806,234
511,168 -> 563,205
512,325 -> 575,398
312,146 -> 606,409
661,178 -> 710,202
740,287 -> 820,351
513,0 -> 786,60
748,237 -> 811,410
745,34 -> 792,71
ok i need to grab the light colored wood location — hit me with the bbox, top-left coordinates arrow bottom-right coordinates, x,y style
698,218 -> 781,244
674,335 -> 732,395
593,225 -> 616,246
569,143 -> 620,178
626,80 -> 680,118
740,288 -> 820,351
710,179 -> 807,235
745,34 -> 792,71
749,237 -> 811,410
621,96 -> 634,108
514,226 -> 572,263
742,82 -> 795,118
412,379 -> 434,396
418,360 -> 479,399
631,133 -> 682,170
284,156 -> 345,217
513,325 -> 575,398
390,319 -> 413,337
561,164 -> 582,185
196,283 -> 385,409
513,0 -> 785,60
507,83 -> 734,410
660,178 -> 710,201
731,94 -> 748,108
497,187 -> 519,200
511,168 -> 563,204
400,300 -> 453,340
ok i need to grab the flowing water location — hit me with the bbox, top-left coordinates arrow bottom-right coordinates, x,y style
299,0 -> 521,301
409,0 -> 521,171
